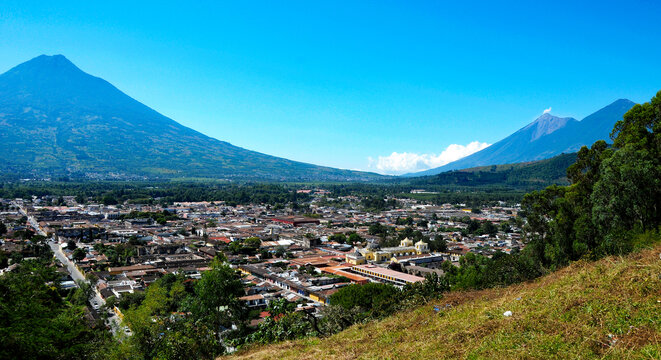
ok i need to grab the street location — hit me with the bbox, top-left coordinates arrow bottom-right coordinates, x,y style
14,198 -> 123,335
48,241 -> 122,334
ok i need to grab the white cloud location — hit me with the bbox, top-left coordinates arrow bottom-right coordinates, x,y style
368,141 -> 491,175
543,107 -> 552,114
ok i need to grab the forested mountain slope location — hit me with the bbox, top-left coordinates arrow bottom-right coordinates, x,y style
408,152 -> 577,189
0,55 -> 383,182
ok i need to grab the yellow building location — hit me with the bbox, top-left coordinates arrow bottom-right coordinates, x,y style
400,238 -> 414,247
345,249 -> 366,265
359,238 -> 429,264
415,240 -> 429,253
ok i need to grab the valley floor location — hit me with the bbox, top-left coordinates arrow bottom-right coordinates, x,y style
227,244 -> 661,359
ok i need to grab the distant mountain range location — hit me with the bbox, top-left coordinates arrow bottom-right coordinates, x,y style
0,55 -> 384,181
406,98 -> 635,177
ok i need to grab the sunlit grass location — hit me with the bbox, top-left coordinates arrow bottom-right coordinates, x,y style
226,243 -> 661,359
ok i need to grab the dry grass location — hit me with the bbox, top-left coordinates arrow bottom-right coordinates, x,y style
226,245 -> 661,360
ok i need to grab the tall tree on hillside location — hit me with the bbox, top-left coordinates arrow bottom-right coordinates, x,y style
592,91 -> 661,238
522,90 -> 661,267
188,257 -> 247,337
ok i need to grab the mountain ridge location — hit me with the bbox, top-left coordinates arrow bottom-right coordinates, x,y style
406,99 -> 635,177
522,113 -> 577,141
0,55 -> 384,181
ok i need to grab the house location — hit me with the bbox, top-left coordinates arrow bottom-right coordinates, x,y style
240,294 -> 267,308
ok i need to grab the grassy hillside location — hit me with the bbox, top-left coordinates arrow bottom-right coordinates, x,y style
228,243 -> 661,359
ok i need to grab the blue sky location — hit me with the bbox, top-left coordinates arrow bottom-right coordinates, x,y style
1,1 -> 660,174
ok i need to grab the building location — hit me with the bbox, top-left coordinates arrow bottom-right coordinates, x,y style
350,264 -> 425,287
345,249 -> 366,265
240,294 -> 267,308
359,238 -> 430,263
321,265 -> 369,284
271,216 -> 321,227
108,264 -> 156,275
392,254 -> 446,268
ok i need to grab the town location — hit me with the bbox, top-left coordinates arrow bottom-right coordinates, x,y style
0,188 -> 523,333
3,3 -> 660,358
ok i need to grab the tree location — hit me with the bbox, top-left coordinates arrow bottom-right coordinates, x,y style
429,235 -> 448,253
189,257 -> 247,336
72,248 -> 86,262
247,297 -> 324,343
347,232 -> 363,245
466,219 -> 480,234
319,305 -> 364,335
592,147 -> 659,237
259,249 -> 272,259
68,279 -> 93,306
104,295 -> 117,309
0,262 -> 111,359
243,236 -> 261,249
593,93 -> 661,235
85,272 -> 99,285
228,240 -> 242,255
264,298 -> 296,318
330,283 -> 402,319
102,194 -> 118,205
368,223 -> 388,237
117,291 -> 146,310
0,222 -> 6,236
521,90 -> 661,268
66,240 -> 77,250
479,221 -> 498,237
117,272 -> 226,360
329,233 -> 347,244
274,246 -> 286,258
401,272 -> 450,305
396,217 -> 414,226
14,229 -> 34,241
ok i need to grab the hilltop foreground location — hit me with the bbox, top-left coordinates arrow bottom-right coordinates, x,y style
228,244 -> 661,359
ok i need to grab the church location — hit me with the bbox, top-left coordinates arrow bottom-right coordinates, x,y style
345,238 -> 429,265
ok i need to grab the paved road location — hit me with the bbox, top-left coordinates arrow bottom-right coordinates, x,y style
49,240 -> 122,334
12,201 -> 47,237
50,241 -> 85,281
16,199 -> 123,334
13,201 -> 124,334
